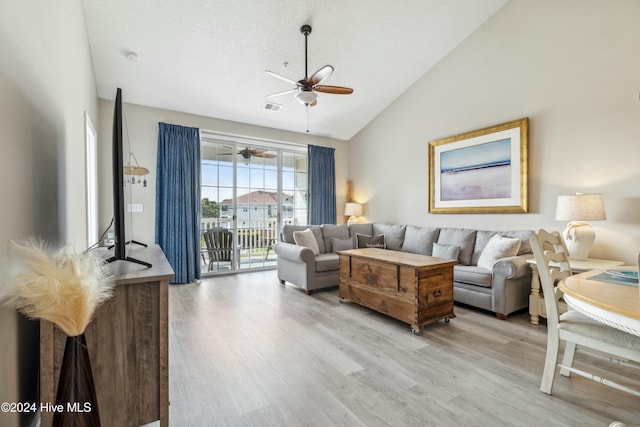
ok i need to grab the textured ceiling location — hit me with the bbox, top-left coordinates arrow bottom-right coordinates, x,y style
82,0 -> 508,140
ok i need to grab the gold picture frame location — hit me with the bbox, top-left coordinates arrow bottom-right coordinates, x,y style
428,117 -> 528,214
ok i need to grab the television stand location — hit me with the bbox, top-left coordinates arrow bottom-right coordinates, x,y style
108,240 -> 148,250
106,255 -> 152,268
106,240 -> 152,267
127,239 -> 148,248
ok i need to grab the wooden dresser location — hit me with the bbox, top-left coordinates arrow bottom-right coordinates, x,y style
40,244 -> 174,427
338,248 -> 457,333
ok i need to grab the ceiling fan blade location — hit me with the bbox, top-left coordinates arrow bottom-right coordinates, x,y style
308,65 -> 334,86
265,70 -> 297,85
266,88 -> 297,98
252,151 -> 277,158
309,99 -> 317,107
313,85 -> 354,95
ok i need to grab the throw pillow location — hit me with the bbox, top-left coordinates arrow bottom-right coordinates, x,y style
432,243 -> 460,260
372,223 -> 406,251
293,228 -> 320,255
356,233 -> 386,249
332,237 -> 354,252
477,234 -> 522,270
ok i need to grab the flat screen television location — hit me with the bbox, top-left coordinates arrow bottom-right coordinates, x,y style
105,88 -> 151,267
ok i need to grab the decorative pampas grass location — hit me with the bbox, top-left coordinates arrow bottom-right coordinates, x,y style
2,238 -> 114,337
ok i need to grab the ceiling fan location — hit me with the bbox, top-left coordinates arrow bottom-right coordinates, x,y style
265,25 -> 354,107
238,147 -> 276,160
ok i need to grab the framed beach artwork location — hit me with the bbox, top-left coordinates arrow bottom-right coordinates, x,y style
428,118 -> 528,213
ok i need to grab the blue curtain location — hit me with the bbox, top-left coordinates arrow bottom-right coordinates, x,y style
307,144 -> 336,225
155,122 -> 201,284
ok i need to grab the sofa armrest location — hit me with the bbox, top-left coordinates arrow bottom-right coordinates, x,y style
490,254 -> 534,316
274,242 -> 315,265
492,254 -> 532,280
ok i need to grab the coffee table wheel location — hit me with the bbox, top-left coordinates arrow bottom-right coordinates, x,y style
445,317 -> 451,323
411,328 -> 420,334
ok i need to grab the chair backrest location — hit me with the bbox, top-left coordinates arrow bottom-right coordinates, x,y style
203,228 -> 233,262
529,229 -> 573,326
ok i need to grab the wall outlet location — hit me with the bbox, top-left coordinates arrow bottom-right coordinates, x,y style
127,203 -> 143,213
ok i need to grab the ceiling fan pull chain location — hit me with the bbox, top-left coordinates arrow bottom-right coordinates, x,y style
306,106 -> 310,133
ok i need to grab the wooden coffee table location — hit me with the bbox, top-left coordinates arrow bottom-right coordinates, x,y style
338,248 -> 457,333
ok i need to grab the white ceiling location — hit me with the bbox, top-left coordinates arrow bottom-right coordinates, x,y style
82,0 -> 508,141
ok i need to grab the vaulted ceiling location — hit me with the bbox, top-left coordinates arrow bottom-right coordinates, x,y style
82,0 -> 508,140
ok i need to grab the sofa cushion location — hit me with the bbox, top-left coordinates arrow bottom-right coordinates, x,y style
281,224 -> 304,243
356,233 -> 386,248
477,235 -> 521,270
321,224 -> 350,253
432,243 -> 460,260
454,265 -> 493,288
332,237 -> 355,252
437,228 -> 477,265
348,223 -> 373,238
315,253 -> 340,272
472,230 -> 533,263
293,228 -> 320,255
402,225 -> 440,255
472,230 -> 498,265
499,230 -> 533,255
373,223 -> 406,251
281,225 -> 325,252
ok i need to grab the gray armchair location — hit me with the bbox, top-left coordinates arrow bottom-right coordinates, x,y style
274,224 -> 345,294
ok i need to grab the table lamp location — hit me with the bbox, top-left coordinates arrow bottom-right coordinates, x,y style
344,202 -> 363,225
555,193 -> 606,260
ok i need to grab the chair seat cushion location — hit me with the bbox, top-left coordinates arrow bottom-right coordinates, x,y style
560,310 -> 640,352
454,265 -> 493,288
315,253 -> 339,272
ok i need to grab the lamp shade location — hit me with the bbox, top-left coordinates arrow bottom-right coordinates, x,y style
555,193 -> 606,221
344,203 -> 363,217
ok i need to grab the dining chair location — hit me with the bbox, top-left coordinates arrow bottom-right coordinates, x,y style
530,229 -> 640,396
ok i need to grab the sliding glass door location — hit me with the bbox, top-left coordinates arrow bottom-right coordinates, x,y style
200,135 -> 307,274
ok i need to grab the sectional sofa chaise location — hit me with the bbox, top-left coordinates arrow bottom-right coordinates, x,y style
274,223 -> 534,319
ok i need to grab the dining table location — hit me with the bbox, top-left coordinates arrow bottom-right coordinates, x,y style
559,268 -> 640,337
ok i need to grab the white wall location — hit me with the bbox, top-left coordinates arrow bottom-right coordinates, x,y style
348,0 -> 640,264
1,1 -> 98,249
97,100 -> 349,246
0,1 -> 98,425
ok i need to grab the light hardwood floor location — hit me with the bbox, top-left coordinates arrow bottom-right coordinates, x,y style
163,270 -> 639,426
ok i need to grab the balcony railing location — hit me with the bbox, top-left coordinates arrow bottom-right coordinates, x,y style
201,218 -> 278,272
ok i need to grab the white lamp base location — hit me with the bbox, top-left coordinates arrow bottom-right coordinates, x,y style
562,221 -> 595,261
347,216 -> 358,225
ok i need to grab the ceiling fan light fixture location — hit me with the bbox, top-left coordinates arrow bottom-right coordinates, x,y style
295,90 -> 317,106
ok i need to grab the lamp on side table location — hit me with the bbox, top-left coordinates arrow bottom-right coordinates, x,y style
344,202 -> 363,225
555,193 -> 606,260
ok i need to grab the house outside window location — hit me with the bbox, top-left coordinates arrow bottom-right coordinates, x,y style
200,133 -> 307,273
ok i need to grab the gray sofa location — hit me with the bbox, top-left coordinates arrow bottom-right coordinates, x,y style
274,222 -> 533,319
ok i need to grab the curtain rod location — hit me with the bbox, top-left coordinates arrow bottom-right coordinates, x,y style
199,129 -> 307,150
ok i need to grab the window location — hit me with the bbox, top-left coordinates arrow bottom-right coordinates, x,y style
200,131 -> 307,273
